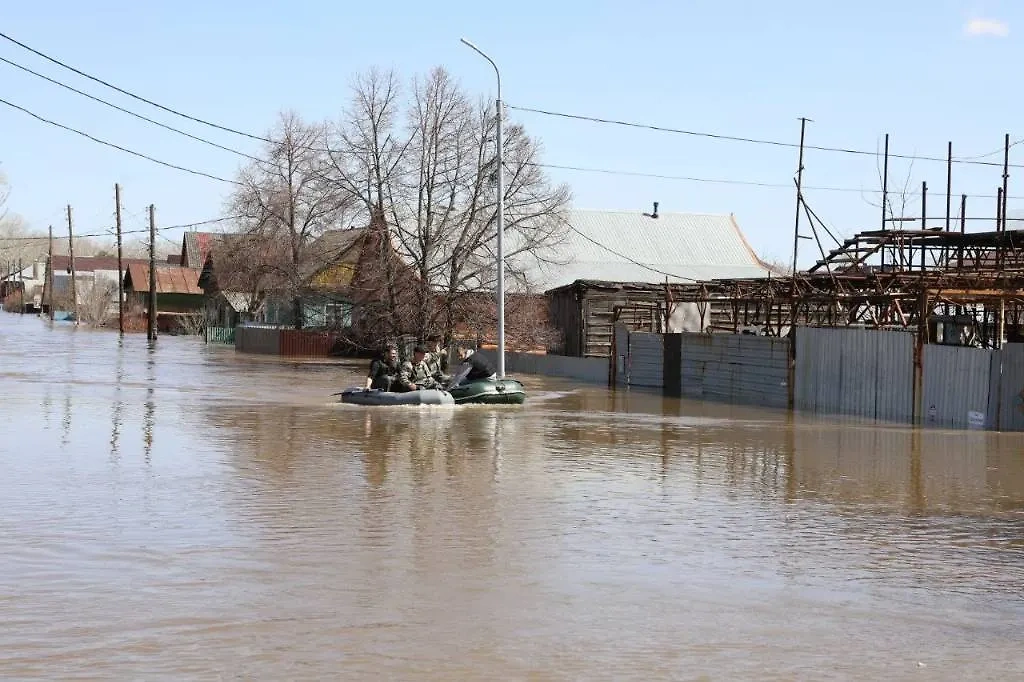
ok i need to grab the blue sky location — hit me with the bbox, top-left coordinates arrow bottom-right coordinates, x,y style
1,0 -> 1020,266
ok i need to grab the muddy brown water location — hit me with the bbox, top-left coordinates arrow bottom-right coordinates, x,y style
1,314 -> 1023,680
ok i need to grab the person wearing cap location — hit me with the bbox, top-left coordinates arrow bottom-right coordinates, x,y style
365,344 -> 403,391
447,347 -> 497,387
400,345 -> 444,390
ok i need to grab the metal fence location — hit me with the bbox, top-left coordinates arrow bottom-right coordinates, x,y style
666,333 -> 789,409
795,327 -> 914,423
922,344 -> 997,429
626,331 -> 664,389
235,326 -> 281,355
204,326 -> 235,344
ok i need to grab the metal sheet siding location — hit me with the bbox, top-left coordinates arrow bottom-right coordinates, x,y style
795,327 -> 912,423
280,330 -> 341,357
872,329 -> 914,423
998,344 -> 1024,431
675,334 -> 789,408
922,345 -> 996,429
627,331 -> 664,388
235,326 -> 281,355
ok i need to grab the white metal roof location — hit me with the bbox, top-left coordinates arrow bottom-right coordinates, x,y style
512,209 -> 773,292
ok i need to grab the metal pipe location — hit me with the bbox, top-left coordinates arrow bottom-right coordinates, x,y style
461,37 -> 505,378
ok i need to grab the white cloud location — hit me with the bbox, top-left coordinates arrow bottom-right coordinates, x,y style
964,18 -> 1009,37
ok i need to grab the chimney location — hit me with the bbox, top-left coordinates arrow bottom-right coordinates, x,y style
651,201 -> 659,218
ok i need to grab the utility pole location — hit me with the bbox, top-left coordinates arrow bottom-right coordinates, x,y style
47,225 -> 54,320
67,205 -> 78,325
115,183 -> 124,335
1002,133 -> 1010,232
147,204 -> 157,342
790,117 -> 810,280
881,133 -> 889,271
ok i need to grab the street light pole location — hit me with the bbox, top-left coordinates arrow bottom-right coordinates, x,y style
460,37 -> 505,378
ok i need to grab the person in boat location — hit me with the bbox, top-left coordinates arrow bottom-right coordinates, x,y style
447,347 -> 497,387
400,345 -> 448,391
427,342 -> 451,385
365,344 -> 404,391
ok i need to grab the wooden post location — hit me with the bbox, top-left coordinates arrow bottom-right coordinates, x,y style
147,204 -> 157,342
67,205 -> 78,325
47,225 -> 54,320
115,184 -> 124,335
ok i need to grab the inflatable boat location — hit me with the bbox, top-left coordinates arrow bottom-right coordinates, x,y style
448,377 -> 526,405
338,387 -> 455,406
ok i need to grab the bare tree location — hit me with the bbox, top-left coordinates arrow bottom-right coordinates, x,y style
78,278 -> 118,327
227,111 -> 350,328
327,66 -> 571,344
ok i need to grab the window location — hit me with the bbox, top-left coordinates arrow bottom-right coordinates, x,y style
325,302 -> 352,328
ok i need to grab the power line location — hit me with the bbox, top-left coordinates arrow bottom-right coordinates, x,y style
0,55 -> 264,164
509,104 -> 1024,170
528,161 -> 1024,200
0,30 -> 272,146
557,218 -> 699,282
0,215 -> 240,241
0,97 -> 242,185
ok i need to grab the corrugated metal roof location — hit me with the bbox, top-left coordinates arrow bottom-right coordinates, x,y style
515,209 -> 772,292
125,263 -> 203,295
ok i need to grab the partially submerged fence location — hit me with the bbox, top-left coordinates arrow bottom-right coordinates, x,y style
611,323 -> 1024,431
234,325 -> 344,357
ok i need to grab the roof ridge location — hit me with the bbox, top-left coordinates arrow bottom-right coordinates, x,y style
569,208 -> 734,218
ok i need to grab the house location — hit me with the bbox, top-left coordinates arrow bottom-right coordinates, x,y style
181,231 -> 219,269
532,208 -> 775,357
1,259 -> 47,312
123,263 -> 204,327
199,227 -> 371,330
43,255 -> 150,319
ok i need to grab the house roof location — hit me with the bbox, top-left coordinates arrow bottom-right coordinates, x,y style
182,232 -> 217,269
301,228 -> 369,280
49,255 -> 149,273
517,209 -> 772,293
222,291 -> 257,312
124,263 -> 203,295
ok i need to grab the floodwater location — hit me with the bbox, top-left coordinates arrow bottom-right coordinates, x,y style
1,315 -> 1023,681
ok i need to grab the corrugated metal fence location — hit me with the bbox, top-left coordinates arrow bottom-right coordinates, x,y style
612,323 -> 1024,432
234,326 -> 344,357
235,326 -> 281,355
665,333 -> 789,409
922,344 -> 998,429
626,331 -> 664,389
998,344 -> 1024,431
280,330 -> 341,357
795,327 -> 914,423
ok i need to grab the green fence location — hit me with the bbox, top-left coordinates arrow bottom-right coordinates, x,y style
205,326 -> 235,344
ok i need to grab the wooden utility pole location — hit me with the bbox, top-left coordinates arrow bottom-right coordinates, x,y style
67,205 -> 78,325
47,225 -> 54,320
147,204 -> 157,342
115,184 -> 124,335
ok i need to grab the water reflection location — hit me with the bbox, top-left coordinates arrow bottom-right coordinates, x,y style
109,337 -> 125,462
143,345 -> 155,464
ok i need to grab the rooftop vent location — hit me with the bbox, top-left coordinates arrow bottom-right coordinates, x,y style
645,201 -> 659,219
